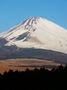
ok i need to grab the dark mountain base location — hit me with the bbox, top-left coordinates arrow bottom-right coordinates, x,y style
0,45 -> 67,64
0,65 -> 67,90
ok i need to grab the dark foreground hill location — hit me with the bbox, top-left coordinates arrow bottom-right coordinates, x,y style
0,65 -> 67,90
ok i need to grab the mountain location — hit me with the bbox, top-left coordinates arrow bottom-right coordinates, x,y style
0,16 -> 67,53
0,16 -> 67,63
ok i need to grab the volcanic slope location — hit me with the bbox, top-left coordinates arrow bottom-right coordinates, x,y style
0,16 -> 67,54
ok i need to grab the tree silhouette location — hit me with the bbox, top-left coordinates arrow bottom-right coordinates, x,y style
0,65 -> 67,90
56,64 -> 63,72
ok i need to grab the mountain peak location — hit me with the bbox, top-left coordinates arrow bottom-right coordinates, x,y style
21,16 -> 46,27
27,16 -> 45,20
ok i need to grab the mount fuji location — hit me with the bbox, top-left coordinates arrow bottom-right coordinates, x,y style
0,16 -> 67,63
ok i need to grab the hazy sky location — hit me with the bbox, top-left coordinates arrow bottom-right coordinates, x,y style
0,0 -> 67,33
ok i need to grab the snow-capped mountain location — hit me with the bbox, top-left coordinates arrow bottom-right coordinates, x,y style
0,16 -> 67,54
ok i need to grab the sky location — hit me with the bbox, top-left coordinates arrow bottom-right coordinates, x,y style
0,0 -> 67,33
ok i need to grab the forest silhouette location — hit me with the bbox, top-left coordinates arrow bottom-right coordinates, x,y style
0,65 -> 67,90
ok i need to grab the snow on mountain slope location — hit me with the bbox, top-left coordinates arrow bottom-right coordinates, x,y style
0,16 -> 67,54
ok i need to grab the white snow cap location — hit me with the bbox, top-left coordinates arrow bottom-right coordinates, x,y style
0,16 -> 67,54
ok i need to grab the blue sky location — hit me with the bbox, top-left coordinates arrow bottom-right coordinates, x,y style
0,0 -> 67,33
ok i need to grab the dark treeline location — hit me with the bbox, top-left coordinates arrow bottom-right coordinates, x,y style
0,65 -> 67,90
